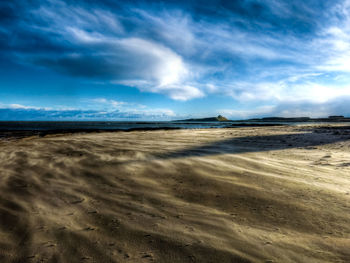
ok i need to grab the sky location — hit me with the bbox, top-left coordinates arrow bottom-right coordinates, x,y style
1,0 -> 350,120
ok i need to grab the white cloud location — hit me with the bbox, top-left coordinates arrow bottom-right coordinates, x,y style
145,84 -> 204,101
91,98 -> 127,108
8,104 -> 38,109
133,9 -> 195,54
22,0 -> 350,105
126,108 -> 175,117
67,27 -> 106,43
7,104 -> 51,110
117,38 -> 189,87
0,100 -> 176,120
29,1 -> 199,101
219,106 -> 276,119
33,0 -> 124,35
88,97 -> 176,118
220,96 -> 350,119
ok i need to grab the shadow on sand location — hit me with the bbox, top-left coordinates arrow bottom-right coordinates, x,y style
156,127 -> 350,159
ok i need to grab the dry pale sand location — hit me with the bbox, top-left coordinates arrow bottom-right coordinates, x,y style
0,125 -> 349,263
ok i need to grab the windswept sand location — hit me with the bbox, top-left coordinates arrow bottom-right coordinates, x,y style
0,125 -> 349,263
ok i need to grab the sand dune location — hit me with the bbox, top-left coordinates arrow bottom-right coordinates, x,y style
0,125 -> 349,262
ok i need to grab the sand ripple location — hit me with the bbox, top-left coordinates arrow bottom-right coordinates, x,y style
0,126 -> 349,262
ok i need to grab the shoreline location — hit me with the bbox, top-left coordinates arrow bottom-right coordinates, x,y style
0,123 -> 349,140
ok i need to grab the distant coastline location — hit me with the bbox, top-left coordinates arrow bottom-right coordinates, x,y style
0,115 -> 349,139
176,115 -> 350,123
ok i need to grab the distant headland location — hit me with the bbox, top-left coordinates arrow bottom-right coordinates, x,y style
176,115 -> 350,122
175,115 -> 229,122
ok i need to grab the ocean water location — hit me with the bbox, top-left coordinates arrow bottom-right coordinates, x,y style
0,121 -> 347,131
0,121 -> 233,131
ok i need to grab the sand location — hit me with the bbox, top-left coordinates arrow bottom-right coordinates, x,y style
0,125 -> 349,263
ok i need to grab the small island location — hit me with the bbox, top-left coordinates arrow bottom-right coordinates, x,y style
176,115 -> 229,122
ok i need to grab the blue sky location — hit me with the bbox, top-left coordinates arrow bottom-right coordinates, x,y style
1,0 -> 350,120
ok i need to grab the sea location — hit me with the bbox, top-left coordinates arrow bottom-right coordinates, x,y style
0,121 -> 291,131
0,121 -> 348,131
0,121 -> 233,131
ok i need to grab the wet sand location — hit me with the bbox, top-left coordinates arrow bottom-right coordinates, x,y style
0,125 -> 349,262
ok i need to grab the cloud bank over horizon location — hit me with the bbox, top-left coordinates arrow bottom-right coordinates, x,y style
1,0 -> 350,119
0,100 -> 176,120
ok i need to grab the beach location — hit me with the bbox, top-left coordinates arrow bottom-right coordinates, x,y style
0,125 -> 349,263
